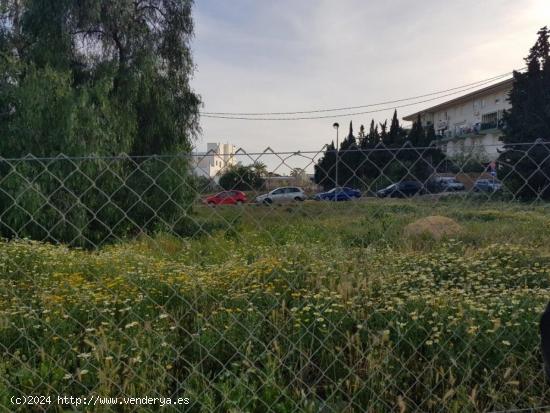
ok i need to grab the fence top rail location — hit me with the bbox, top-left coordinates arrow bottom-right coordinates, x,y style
0,140 -> 548,162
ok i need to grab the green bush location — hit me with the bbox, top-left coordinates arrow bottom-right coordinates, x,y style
0,156 -> 196,247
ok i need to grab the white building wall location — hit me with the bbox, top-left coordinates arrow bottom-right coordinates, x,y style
193,142 -> 237,182
418,85 -> 512,161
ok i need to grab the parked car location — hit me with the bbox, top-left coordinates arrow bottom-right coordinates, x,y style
314,187 -> 362,201
431,176 -> 465,192
473,179 -> 502,192
376,181 -> 423,198
204,190 -> 247,205
255,187 -> 307,204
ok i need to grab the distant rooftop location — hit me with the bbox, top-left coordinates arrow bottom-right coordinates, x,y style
403,78 -> 514,121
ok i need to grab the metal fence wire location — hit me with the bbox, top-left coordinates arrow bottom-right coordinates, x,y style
1,141 -> 550,412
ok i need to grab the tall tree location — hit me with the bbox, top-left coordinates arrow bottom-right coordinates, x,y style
366,119 -> 380,145
0,0 -> 202,245
499,26 -> 550,200
339,121 -> 359,186
388,109 -> 402,146
314,141 -> 336,189
407,114 -> 426,146
379,120 -> 388,144
0,0 -> 201,157
425,123 -> 437,144
502,26 -> 550,143
358,124 -> 365,145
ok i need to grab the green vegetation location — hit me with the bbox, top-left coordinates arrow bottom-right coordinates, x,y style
219,164 -> 265,191
314,119 -> 446,190
0,1 -> 200,245
500,26 -> 550,200
2,199 -> 550,412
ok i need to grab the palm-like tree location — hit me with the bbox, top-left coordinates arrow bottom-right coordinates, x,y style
252,161 -> 268,177
290,168 -> 305,177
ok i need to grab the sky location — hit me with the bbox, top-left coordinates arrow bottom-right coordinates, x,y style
190,0 -> 550,170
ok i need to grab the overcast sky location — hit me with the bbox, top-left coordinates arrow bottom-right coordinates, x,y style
191,0 -> 550,160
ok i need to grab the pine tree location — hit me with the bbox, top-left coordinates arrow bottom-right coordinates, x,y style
367,119 -> 380,145
407,114 -> 425,146
502,26 -> 550,143
339,121 -> 358,186
379,120 -> 388,144
314,141 -> 337,189
388,109 -> 402,146
358,124 -> 365,146
425,123 -> 437,145
498,26 -> 550,200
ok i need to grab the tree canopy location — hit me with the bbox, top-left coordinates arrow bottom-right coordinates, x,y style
314,111 -> 447,190
502,26 -> 550,143
0,0 -> 201,157
0,0 -> 202,245
499,26 -> 550,200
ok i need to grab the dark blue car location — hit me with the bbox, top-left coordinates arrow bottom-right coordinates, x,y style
314,187 -> 362,201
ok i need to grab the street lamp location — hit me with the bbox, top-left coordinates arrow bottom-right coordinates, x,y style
333,122 -> 339,188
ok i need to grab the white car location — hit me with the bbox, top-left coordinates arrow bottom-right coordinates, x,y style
256,187 -> 307,204
435,176 -> 465,192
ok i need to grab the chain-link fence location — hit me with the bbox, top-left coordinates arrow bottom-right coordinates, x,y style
1,141 -> 550,412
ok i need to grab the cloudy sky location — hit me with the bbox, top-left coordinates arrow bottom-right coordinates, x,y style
191,0 -> 550,159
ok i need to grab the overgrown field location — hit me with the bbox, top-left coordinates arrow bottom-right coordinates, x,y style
2,198 -> 550,412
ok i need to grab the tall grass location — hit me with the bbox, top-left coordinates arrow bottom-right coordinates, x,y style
1,199 -> 550,411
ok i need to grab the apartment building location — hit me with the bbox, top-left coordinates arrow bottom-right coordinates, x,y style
403,78 -> 513,161
193,142 -> 237,182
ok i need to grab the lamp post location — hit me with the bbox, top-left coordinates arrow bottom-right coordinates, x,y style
333,122 -> 339,188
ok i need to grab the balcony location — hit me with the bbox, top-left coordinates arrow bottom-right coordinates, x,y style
435,112 -> 505,143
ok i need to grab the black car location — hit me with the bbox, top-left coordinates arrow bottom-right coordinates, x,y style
376,181 -> 423,198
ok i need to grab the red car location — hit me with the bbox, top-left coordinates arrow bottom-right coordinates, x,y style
204,190 -> 247,205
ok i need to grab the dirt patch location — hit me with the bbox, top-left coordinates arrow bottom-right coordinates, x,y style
404,215 -> 463,240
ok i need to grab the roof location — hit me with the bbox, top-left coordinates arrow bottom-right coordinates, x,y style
402,78 -> 514,121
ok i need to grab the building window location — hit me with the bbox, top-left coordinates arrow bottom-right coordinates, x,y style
481,112 -> 498,130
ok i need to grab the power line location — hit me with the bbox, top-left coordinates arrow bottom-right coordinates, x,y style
201,68 -> 524,118
201,74 -> 520,121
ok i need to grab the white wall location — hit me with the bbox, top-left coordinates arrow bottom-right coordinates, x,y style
193,142 -> 237,181
425,86 -> 511,161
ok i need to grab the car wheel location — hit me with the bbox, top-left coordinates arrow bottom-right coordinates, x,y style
236,200 -> 243,205
263,198 -> 272,205
294,197 -> 304,202
207,201 -> 215,207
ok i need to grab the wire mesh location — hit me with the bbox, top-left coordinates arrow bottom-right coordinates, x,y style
1,141 -> 550,412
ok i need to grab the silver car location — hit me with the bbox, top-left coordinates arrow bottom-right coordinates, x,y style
473,179 -> 502,192
436,176 -> 465,192
256,187 -> 307,204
